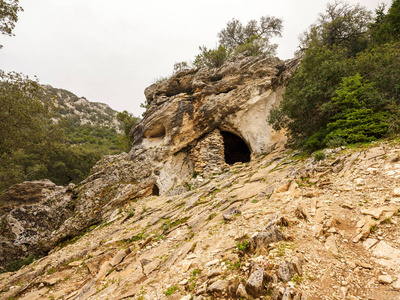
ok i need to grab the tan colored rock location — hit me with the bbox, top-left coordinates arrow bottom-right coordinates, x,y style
391,188 -> 400,197
363,238 -> 379,250
68,260 -> 82,267
361,207 -> 385,219
325,235 -> 339,256
314,208 -> 326,224
378,275 -> 393,284
110,249 -> 128,267
295,200 -> 310,220
207,280 -> 229,293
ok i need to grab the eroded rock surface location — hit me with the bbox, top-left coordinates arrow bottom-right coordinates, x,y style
2,142 -> 400,299
0,54 -> 299,271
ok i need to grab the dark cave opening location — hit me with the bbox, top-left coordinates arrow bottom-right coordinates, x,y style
220,131 -> 251,165
152,184 -> 160,196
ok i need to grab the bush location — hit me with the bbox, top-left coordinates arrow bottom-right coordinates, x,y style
193,45 -> 231,68
314,151 -> 325,161
4,254 -> 35,273
164,286 -> 178,297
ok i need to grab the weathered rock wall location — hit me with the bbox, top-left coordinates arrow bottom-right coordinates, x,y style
0,54 -> 299,270
131,54 -> 300,194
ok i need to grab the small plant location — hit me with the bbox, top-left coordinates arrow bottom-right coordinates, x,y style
164,286 -> 178,297
236,240 -> 249,251
153,76 -> 169,84
127,232 -> 144,243
291,274 -> 304,284
314,151 -> 325,161
192,268 -> 202,276
207,213 -> 217,221
381,218 -> 392,224
47,267 -> 56,275
370,225 -> 377,232
185,182 -> 192,191
305,272 -> 316,281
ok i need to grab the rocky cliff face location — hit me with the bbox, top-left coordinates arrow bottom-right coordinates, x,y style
0,54 -> 320,299
0,55 -> 299,274
1,55 -> 400,299
132,55 -> 299,194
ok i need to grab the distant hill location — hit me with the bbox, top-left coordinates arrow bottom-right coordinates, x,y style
43,85 -> 123,132
0,85 -> 130,192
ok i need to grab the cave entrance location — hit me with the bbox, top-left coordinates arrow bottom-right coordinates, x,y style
220,131 -> 251,165
152,184 -> 160,196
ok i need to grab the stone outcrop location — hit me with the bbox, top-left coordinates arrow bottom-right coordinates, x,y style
131,54 -> 299,195
0,55 -> 299,271
3,138 -> 400,299
0,180 -> 73,269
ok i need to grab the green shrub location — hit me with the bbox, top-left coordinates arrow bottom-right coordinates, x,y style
193,45 -> 231,68
164,286 -> 178,297
314,151 -> 325,161
236,240 -> 249,251
3,254 -> 35,273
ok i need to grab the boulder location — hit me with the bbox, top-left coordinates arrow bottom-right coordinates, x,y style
245,265 -> 265,297
223,206 -> 241,220
249,225 -> 284,251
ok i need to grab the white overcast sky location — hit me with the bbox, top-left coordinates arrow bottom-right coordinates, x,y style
1,0 -> 391,116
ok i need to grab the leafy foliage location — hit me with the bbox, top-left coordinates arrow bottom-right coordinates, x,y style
270,1 -> 400,150
0,81 -> 134,191
173,61 -> 192,74
172,15 -> 283,72
300,0 -> 372,55
193,45 -> 231,68
269,45 -> 351,148
0,0 -> 23,48
320,74 -> 389,147
370,0 -> 400,45
116,110 -> 139,151
0,71 -> 50,154
218,16 -> 282,56
4,254 -> 35,273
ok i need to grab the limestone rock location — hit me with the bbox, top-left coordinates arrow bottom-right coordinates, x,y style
325,235 -> 339,256
245,265 -> 265,297
249,225 -> 283,251
378,275 -> 393,284
278,261 -> 296,282
236,283 -> 249,298
223,206 -> 241,221
207,280 -> 229,293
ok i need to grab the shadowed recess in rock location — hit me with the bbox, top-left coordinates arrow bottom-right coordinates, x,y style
145,124 -> 165,139
220,131 -> 251,165
152,184 -> 160,196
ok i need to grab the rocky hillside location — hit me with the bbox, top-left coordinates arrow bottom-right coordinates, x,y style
1,54 -> 400,300
43,85 -> 122,132
2,143 -> 400,299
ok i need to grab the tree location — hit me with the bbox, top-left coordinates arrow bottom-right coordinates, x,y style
0,0 -> 23,48
268,46 -> 351,148
0,71 -> 51,154
116,110 -> 139,151
300,1 -> 372,55
370,0 -> 400,44
218,16 -> 283,56
323,74 -> 389,145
